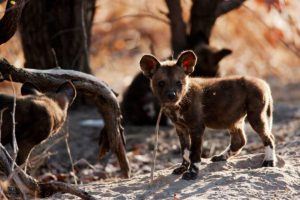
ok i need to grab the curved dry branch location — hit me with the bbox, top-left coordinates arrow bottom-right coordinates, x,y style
216,0 -> 247,17
188,0 -> 247,46
0,145 -> 96,199
0,58 -> 131,178
0,0 -> 25,45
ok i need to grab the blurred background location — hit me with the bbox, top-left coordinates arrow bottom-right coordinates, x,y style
0,0 -> 299,183
0,0 -> 299,98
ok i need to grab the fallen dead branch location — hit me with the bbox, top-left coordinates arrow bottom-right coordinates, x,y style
0,144 -> 96,199
0,58 -> 131,178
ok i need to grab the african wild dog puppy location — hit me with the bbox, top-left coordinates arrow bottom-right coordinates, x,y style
0,81 -> 76,164
140,50 -> 276,180
121,45 -> 232,125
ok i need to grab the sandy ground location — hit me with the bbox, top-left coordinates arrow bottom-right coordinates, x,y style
1,80 -> 299,199
47,141 -> 299,200
39,100 -> 300,200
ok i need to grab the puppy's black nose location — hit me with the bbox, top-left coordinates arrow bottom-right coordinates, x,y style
167,92 -> 176,100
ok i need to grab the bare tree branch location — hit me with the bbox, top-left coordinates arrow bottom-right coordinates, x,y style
0,0 -> 25,45
216,0 -> 247,17
95,13 -> 170,25
0,58 -> 131,178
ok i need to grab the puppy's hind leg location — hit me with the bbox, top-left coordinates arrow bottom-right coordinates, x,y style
211,120 -> 246,162
248,101 -> 276,167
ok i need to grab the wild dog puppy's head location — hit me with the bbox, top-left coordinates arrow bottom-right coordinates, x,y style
20,81 -> 77,133
192,44 -> 232,77
21,81 -> 76,111
140,50 -> 197,106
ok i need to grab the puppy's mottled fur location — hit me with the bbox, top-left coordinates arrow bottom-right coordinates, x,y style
0,82 -> 76,164
140,50 -> 276,180
121,45 -> 232,126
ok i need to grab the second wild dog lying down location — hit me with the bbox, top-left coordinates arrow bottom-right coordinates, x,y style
0,81 -> 76,164
140,50 -> 276,180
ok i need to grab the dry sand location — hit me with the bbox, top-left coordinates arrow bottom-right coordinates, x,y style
45,103 -> 300,200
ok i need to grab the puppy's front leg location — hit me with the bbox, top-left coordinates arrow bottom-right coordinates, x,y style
182,125 -> 205,180
172,128 -> 191,175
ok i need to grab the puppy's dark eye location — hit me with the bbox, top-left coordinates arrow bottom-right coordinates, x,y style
158,80 -> 165,87
176,81 -> 182,87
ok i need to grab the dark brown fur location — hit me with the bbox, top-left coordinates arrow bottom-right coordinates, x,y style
140,50 -> 276,180
0,82 -> 76,164
121,45 -> 231,126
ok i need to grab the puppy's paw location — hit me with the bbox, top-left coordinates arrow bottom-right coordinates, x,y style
262,160 -> 275,167
211,155 -> 227,162
182,171 -> 198,180
172,165 -> 188,175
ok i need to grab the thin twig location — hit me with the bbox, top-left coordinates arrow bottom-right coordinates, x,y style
74,159 -> 95,170
0,108 -> 9,200
0,144 -> 29,199
150,108 -> 163,184
8,75 -> 18,171
51,48 -> 59,67
93,13 -> 170,26
24,130 -> 65,173
24,151 -> 56,174
0,186 -> 8,200
64,121 -> 78,185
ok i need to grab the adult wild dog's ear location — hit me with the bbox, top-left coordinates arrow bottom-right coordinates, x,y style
55,81 -> 77,109
177,50 -> 197,75
21,82 -> 41,95
140,55 -> 160,78
213,48 -> 232,65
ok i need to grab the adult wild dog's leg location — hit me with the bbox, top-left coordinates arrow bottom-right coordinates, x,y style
182,126 -> 205,180
172,129 -> 191,175
211,121 -> 246,162
248,101 -> 276,167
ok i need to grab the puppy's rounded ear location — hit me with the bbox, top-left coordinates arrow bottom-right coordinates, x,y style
177,50 -> 197,75
21,82 -> 41,96
56,81 -> 77,109
140,55 -> 160,78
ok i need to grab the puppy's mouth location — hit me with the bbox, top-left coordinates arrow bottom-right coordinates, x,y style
161,99 -> 180,107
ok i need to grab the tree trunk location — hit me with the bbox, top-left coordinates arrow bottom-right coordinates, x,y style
165,0 -> 246,77
19,0 -> 96,73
